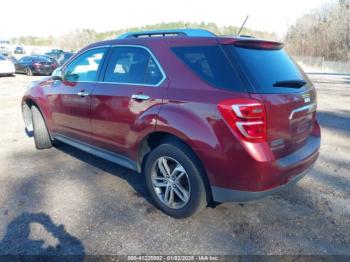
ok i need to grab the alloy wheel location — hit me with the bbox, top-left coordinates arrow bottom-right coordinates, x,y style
151,156 -> 191,209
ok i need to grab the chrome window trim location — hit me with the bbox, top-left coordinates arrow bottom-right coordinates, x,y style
289,103 -> 317,120
61,45 -> 111,83
99,44 -> 166,87
60,44 -> 167,87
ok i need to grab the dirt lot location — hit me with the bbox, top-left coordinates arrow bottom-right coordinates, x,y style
0,73 -> 349,255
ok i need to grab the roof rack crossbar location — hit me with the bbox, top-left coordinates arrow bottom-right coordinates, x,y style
117,29 -> 216,39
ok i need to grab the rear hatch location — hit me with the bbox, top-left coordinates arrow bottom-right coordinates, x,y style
222,39 -> 317,158
34,56 -> 57,69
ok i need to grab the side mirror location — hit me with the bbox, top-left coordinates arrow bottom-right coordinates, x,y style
52,67 -> 63,81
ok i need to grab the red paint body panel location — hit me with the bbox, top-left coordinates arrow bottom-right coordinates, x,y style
47,81 -> 94,143
89,81 -> 167,160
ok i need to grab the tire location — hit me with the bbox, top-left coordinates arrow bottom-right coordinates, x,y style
31,106 -> 52,149
144,141 -> 207,218
26,68 -> 33,76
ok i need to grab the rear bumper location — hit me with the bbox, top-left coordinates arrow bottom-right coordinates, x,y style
204,134 -> 320,203
33,68 -> 53,75
211,163 -> 315,202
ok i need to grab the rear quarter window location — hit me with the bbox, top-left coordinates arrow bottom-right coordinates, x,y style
171,45 -> 245,92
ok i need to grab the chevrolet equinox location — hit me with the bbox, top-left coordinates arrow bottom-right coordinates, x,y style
22,29 -> 321,218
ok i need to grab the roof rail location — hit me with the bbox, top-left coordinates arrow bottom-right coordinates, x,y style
117,29 -> 216,39
220,34 -> 256,39
239,35 -> 256,38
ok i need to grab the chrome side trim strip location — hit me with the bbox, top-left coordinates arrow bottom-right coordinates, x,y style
289,103 -> 317,120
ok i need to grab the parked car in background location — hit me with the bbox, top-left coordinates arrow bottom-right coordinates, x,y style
45,49 -> 65,61
45,51 -> 62,62
58,52 -> 74,65
21,29 -> 321,218
0,54 -> 15,76
50,49 -> 64,54
15,55 -> 58,76
0,39 -> 10,55
2,53 -> 18,64
14,46 -> 25,54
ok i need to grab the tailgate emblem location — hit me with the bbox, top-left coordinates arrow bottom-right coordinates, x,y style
302,93 -> 311,103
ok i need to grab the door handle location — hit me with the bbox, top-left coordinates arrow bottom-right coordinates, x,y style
131,94 -> 151,101
77,91 -> 89,97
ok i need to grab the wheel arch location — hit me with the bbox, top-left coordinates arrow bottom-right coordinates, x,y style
137,131 -> 213,202
22,97 -> 51,135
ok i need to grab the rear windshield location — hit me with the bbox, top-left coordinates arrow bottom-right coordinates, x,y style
171,46 -> 245,92
228,46 -> 309,93
0,55 -> 5,61
33,56 -> 53,62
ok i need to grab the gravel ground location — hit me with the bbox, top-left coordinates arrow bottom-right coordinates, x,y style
0,73 -> 349,255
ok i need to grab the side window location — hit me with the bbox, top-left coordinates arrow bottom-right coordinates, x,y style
172,46 -> 244,91
104,46 -> 163,85
19,57 -> 30,63
63,47 -> 106,82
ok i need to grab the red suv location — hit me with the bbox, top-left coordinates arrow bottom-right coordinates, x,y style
22,29 -> 320,218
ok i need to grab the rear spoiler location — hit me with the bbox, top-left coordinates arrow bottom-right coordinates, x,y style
218,38 -> 284,50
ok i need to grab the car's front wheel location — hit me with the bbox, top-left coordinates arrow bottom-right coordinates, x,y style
31,106 -> 53,149
144,141 -> 207,218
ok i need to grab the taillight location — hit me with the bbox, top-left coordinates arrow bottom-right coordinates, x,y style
218,98 -> 267,143
33,62 -> 41,68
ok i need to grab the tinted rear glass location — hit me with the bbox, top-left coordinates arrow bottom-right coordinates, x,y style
33,56 -> 53,62
172,46 -> 244,92
0,55 -> 5,61
228,46 -> 309,93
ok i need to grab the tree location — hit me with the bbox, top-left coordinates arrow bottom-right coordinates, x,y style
11,22 -> 277,51
285,1 -> 350,61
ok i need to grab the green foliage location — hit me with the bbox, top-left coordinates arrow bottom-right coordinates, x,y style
11,21 -> 277,51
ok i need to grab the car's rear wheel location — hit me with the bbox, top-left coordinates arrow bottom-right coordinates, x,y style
144,141 -> 207,218
26,68 -> 33,76
31,106 -> 52,149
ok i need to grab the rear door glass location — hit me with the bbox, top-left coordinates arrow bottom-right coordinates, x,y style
227,46 -> 310,94
103,46 -> 164,85
172,46 -> 245,92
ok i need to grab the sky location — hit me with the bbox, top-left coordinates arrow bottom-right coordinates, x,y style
0,0 -> 336,39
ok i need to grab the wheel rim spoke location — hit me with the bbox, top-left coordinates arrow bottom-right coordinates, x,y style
170,164 -> 185,177
174,183 -> 189,202
153,176 -> 167,181
152,181 -> 168,187
164,185 -> 170,203
174,172 -> 185,182
152,156 -> 191,209
167,187 -> 175,206
158,157 -> 170,177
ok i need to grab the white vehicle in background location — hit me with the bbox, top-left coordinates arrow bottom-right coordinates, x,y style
0,54 -> 15,76
0,39 -> 11,55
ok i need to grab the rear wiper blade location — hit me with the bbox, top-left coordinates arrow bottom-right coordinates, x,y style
273,80 -> 307,88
